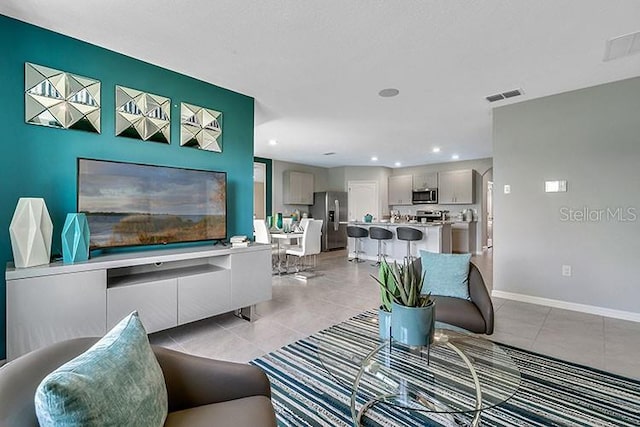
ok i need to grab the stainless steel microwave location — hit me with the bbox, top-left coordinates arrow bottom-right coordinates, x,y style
412,189 -> 438,204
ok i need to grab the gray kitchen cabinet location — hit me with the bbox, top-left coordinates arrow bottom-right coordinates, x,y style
388,174 -> 413,205
283,170 -> 314,205
451,222 -> 477,253
413,172 -> 438,190
438,169 -> 475,204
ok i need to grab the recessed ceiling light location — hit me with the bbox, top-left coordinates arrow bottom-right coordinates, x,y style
378,88 -> 399,98
371,156 -> 378,161
268,139 -> 278,145
432,147 -> 441,153
451,154 -> 459,160
394,161 -> 401,167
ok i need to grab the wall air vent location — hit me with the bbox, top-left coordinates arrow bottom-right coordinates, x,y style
604,31 -> 640,61
485,88 -> 524,103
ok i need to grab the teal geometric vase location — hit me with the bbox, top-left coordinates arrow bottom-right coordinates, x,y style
62,213 -> 90,263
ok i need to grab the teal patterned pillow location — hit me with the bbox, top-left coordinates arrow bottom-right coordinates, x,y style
420,250 -> 472,299
35,312 -> 167,427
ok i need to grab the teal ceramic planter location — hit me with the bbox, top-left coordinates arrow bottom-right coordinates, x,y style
378,307 -> 392,340
391,301 -> 435,346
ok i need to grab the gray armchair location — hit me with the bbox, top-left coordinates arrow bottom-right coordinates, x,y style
0,338 -> 277,427
415,259 -> 494,334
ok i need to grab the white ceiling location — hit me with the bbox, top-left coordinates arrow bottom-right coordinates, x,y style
3,1 -> 640,168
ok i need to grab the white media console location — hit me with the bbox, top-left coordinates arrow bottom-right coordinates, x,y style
5,244 -> 272,360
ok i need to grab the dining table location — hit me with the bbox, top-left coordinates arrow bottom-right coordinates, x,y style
270,230 -> 303,274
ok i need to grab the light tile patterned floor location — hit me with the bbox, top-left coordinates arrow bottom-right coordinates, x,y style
150,249 -> 640,380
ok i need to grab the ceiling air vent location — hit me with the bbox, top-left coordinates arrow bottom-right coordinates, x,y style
604,31 -> 640,61
485,88 -> 523,103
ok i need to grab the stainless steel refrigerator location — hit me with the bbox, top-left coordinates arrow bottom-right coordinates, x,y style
310,191 -> 348,251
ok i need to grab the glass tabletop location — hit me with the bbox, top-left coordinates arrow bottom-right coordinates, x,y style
314,312 -> 521,421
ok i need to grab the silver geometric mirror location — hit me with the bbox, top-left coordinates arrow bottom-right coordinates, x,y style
25,63 -> 101,133
115,86 -> 171,143
180,102 -> 223,152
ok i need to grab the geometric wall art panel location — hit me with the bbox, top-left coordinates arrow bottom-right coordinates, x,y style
25,63 -> 101,133
180,102 -> 222,152
115,85 -> 171,143
61,213 -> 90,263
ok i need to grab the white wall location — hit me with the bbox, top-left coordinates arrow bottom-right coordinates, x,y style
493,76 -> 640,319
391,158 -> 493,253
272,160 -> 329,215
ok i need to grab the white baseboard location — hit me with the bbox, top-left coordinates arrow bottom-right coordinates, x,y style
491,290 -> 640,323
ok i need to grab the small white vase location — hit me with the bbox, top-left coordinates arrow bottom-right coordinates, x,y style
9,198 -> 53,268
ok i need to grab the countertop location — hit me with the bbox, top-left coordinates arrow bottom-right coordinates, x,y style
349,221 -> 452,227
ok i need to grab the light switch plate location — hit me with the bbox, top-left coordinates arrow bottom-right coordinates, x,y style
562,265 -> 572,277
545,180 -> 567,193
504,184 -> 511,194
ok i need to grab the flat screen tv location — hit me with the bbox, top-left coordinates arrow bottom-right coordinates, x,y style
78,158 -> 226,249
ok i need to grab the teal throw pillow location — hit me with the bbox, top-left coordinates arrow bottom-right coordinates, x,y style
35,312 -> 168,427
420,250 -> 472,299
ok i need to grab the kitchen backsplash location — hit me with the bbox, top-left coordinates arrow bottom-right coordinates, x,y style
389,203 -> 480,221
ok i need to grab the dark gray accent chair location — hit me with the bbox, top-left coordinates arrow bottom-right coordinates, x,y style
0,338 -> 277,427
414,258 -> 494,334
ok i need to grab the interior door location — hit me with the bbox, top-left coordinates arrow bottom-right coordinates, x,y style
348,181 -> 379,222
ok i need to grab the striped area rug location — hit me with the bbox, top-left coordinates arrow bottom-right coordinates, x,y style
251,311 -> 640,426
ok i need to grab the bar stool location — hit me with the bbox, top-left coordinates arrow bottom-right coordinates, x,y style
369,227 -> 393,266
346,226 -> 368,263
396,227 -> 423,261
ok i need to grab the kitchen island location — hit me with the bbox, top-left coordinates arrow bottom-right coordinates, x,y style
347,221 -> 452,262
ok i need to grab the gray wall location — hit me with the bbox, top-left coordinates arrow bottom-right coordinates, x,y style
392,158 -> 493,253
272,160 -> 329,215
493,76 -> 640,315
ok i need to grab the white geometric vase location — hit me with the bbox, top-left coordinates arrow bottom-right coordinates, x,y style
9,198 -> 53,268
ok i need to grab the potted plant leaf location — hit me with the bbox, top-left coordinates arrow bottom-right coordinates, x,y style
373,258 -> 435,346
373,259 -> 397,339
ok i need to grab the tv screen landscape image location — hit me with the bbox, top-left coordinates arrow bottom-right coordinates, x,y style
78,159 -> 226,249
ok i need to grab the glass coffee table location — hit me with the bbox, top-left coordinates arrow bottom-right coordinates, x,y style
314,313 -> 521,426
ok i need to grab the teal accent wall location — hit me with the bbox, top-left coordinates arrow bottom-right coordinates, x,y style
0,15 -> 255,359
254,157 -> 273,217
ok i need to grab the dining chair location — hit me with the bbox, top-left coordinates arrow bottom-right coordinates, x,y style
253,219 -> 271,244
253,219 -> 284,269
286,219 -> 323,272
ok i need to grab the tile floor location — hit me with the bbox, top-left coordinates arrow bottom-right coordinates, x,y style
150,249 -> 640,380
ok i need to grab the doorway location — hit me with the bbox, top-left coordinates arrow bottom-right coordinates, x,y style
253,162 -> 266,219
487,181 -> 493,248
482,168 -> 494,249
347,180 -> 379,221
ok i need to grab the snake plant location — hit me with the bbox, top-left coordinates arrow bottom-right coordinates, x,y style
372,258 -> 432,309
